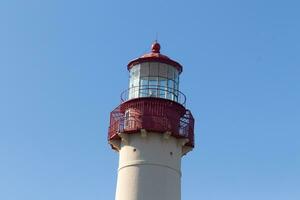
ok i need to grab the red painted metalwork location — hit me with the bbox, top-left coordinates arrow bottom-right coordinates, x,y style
127,42 -> 183,73
151,42 -> 161,53
108,98 -> 194,148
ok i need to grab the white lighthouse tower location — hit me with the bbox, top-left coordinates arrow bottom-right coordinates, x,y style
108,42 -> 195,200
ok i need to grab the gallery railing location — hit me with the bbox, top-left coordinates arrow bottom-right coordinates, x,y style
108,101 -> 194,147
120,85 -> 186,106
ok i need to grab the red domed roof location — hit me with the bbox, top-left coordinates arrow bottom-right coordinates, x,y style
127,42 -> 183,73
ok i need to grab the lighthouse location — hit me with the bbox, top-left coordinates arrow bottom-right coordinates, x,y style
108,42 -> 195,200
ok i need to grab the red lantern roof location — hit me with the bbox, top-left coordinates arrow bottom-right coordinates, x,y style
127,42 -> 183,73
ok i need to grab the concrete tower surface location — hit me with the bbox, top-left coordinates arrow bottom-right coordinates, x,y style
108,42 -> 195,200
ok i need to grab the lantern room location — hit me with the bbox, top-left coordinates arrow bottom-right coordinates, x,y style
123,42 -> 185,104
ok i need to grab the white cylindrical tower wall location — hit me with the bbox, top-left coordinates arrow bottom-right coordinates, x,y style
115,132 -> 185,200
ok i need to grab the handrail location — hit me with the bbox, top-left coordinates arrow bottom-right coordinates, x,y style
120,85 -> 186,106
108,103 -> 195,147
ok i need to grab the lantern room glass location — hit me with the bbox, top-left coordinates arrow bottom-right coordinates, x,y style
128,62 -> 180,102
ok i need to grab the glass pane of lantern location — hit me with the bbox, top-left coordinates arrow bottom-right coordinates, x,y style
149,62 -> 159,76
135,86 -> 139,98
133,65 -> 139,77
133,76 -> 139,87
168,79 -> 174,89
175,81 -> 178,89
167,79 -> 174,100
149,77 -> 158,97
140,78 -> 149,97
129,77 -> 133,88
140,63 -> 149,77
149,77 -> 158,87
129,68 -> 133,88
174,82 -> 179,102
174,70 -> 179,84
130,65 -> 140,98
168,66 -> 175,80
159,78 -> 167,98
159,63 -> 168,78
129,65 -> 140,88
140,77 -> 148,86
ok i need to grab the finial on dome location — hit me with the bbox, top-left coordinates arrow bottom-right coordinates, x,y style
151,41 -> 161,53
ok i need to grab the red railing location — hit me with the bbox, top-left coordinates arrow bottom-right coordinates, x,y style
108,98 -> 195,147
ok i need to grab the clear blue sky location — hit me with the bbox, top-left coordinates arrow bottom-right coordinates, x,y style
0,0 -> 299,199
